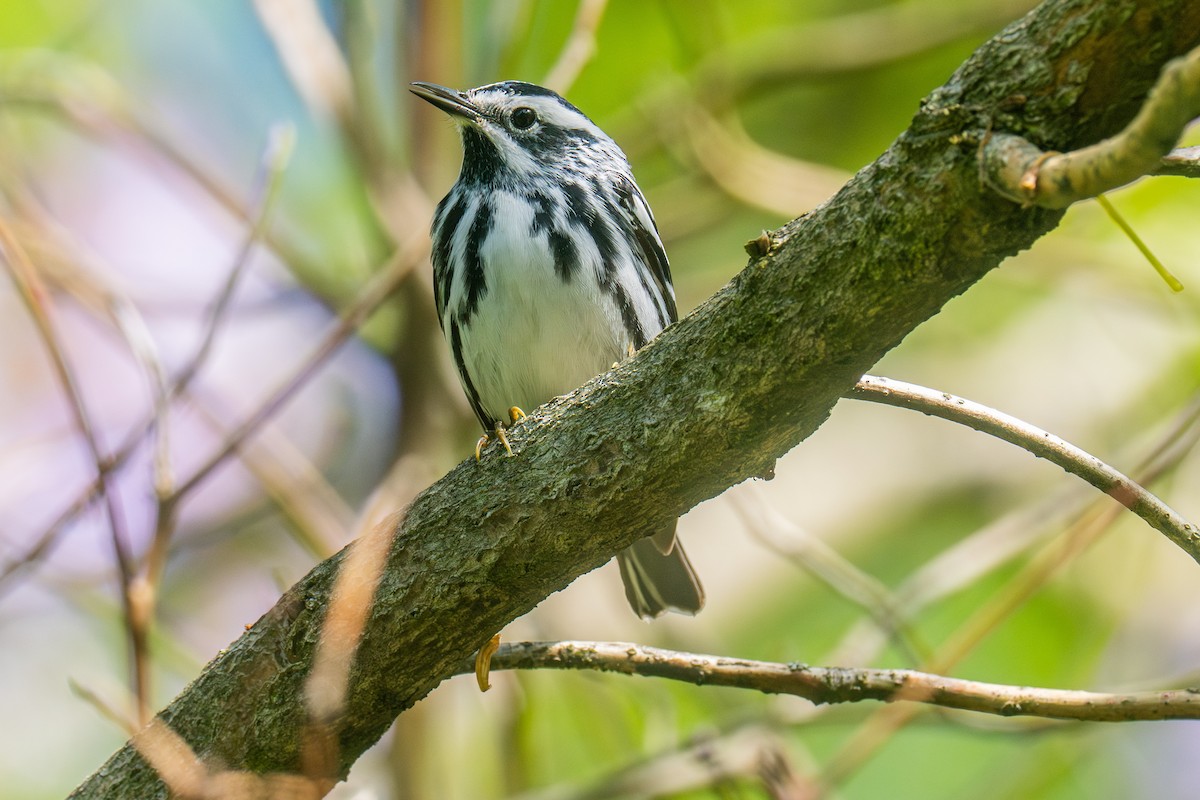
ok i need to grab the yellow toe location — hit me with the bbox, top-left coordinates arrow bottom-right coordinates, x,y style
495,424 -> 514,456
474,633 -> 501,692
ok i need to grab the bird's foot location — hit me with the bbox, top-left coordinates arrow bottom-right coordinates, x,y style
474,407 -> 527,461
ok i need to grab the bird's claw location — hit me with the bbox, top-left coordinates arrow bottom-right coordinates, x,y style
474,407 -> 527,461
495,424 -> 514,457
475,632 -> 501,692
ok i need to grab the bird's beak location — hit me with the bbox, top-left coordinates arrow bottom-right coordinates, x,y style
410,82 -> 482,122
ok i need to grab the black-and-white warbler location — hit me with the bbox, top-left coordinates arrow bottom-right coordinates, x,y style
411,80 -> 704,619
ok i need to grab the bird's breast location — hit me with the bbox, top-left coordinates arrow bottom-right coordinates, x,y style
450,189 -> 628,421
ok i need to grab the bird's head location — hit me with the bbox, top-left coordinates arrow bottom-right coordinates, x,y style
410,81 -> 628,186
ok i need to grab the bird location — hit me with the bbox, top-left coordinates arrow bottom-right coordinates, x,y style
410,79 -> 704,619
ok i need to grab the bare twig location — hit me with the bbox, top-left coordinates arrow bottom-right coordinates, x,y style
0,220 -> 156,721
69,679 -> 138,738
168,233 -> 427,504
672,102 -> 849,216
0,128 -> 310,594
848,375 -> 1200,564
815,390 -> 1200,792
0,228 -> 400,606
694,0 -> 1039,102
190,393 -> 351,560
3,190 -> 178,508
252,0 -> 355,129
1094,193 -> 1183,292
827,388 -> 1200,666
467,641 -> 1200,722
169,123 -> 297,402
0,476 -> 98,594
141,123 -> 300,610
542,0 -> 610,95
729,486 -> 928,665
134,719 -> 328,800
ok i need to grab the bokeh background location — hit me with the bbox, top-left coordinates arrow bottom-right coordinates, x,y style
2,1 -> 1200,798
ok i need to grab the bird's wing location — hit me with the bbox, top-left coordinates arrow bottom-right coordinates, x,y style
611,173 -> 678,325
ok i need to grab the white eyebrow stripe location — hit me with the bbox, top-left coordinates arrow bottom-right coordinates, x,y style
520,97 -> 597,133
471,89 -> 606,138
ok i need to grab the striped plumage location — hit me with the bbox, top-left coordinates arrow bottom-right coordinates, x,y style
412,80 -> 704,619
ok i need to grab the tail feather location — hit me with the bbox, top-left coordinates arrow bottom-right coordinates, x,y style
616,526 -> 705,620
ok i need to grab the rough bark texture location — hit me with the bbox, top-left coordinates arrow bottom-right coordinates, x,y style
71,1 -> 1200,796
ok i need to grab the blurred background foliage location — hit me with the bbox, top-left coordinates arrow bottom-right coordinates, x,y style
1,0 -> 1199,798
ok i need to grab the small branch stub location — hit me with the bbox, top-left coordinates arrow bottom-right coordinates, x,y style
1157,145 -> 1200,178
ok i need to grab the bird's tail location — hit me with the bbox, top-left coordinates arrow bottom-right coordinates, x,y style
616,525 -> 705,620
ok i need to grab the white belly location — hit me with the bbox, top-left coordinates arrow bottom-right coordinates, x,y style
453,191 -> 630,423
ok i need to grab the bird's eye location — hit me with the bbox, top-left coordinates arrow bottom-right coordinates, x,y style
510,107 -> 538,130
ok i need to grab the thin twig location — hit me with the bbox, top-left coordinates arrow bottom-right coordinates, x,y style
2,182 -> 177,503
0,53 -> 322,287
0,198 -> 171,605
0,220 -> 155,722
69,679 -> 138,738
0,477 -> 98,595
302,511 -> 402,786
0,122 -> 386,596
251,0 -> 355,131
466,641 -> 1200,722
141,122 -> 298,601
168,234 -> 428,504
168,123 -> 297,403
0,128 -> 300,595
542,0 -> 610,95
848,375 -> 1200,564
827,387 -> 1200,667
190,392 -> 351,560
0,223 -> 133,577
818,390 -> 1200,792
1095,193 -> 1183,292
729,486 -> 929,665
0,220 -> 406,605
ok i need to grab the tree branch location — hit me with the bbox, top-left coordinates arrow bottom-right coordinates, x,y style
849,375 -> 1200,562
70,1 -> 1200,796
981,44 -> 1200,207
465,641 -> 1200,722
